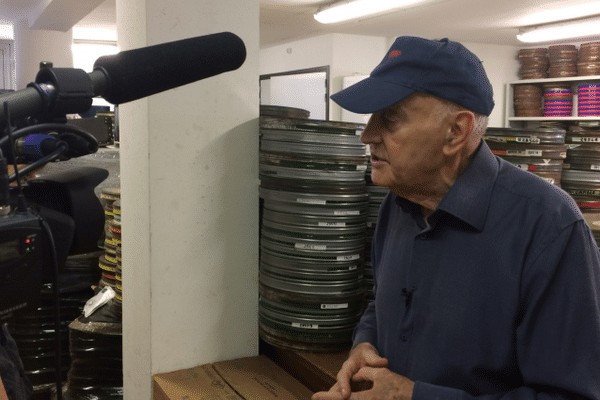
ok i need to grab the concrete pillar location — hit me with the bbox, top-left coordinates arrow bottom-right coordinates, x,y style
116,0 -> 259,398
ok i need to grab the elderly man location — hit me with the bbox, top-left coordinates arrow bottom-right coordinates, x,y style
313,36 -> 600,400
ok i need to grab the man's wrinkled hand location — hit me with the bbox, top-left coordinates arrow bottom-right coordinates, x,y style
348,367 -> 414,400
312,343 -> 388,400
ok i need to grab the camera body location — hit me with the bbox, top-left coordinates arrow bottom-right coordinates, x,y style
0,166 -> 108,322
0,210 -> 43,322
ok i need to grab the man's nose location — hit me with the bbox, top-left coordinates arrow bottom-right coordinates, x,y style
360,115 -> 380,144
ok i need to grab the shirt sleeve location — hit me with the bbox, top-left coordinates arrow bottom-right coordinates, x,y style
352,297 -> 378,348
352,233 -> 379,347
412,219 -> 600,400
352,194 -> 394,349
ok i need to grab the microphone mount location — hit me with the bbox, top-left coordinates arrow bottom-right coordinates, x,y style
31,67 -> 95,122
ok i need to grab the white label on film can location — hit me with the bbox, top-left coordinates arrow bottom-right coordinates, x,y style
592,165 -> 600,171
337,254 -> 360,261
321,303 -> 349,310
318,222 -> 346,227
506,150 -> 528,157
295,243 -> 327,250
334,210 -> 360,216
525,149 -> 543,157
297,198 -> 327,205
292,322 -> 319,329
516,136 -> 537,143
507,150 -> 520,156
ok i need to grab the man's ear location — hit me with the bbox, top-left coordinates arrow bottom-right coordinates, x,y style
443,111 -> 475,156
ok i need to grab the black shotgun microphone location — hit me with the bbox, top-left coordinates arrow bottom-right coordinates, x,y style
92,31 -> 247,104
0,32 -> 246,123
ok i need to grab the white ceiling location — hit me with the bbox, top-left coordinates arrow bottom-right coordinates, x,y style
260,0 -> 600,47
3,0 -> 600,48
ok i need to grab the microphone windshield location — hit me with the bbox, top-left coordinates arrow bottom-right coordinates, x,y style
93,32 -> 246,104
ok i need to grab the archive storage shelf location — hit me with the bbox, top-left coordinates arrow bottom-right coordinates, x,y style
505,75 -> 600,128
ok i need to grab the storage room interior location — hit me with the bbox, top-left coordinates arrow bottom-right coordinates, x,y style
0,0 -> 598,399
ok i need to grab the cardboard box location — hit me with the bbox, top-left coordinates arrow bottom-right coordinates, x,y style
153,355 -> 314,400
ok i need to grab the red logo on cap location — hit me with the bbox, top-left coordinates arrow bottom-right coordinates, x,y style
388,50 -> 402,59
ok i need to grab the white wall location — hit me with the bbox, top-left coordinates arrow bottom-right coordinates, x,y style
260,33 -> 388,121
259,34 -> 334,75
260,34 -> 520,126
118,0 -> 259,398
462,41 -> 520,127
13,18 -> 73,88
330,34 -> 388,121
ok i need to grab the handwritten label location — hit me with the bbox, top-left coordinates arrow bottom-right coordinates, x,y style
292,322 -> 319,329
321,303 -> 349,310
295,243 -> 327,250
318,222 -> 346,227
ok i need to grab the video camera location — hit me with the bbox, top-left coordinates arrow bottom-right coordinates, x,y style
0,31 -> 246,322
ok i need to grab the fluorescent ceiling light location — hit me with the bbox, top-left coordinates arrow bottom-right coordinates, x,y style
518,3 -> 600,26
314,0 -> 426,24
517,16 -> 600,43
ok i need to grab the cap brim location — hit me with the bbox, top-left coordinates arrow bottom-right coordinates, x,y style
330,77 -> 417,114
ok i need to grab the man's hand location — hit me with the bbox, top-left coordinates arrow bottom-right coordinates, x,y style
348,367 -> 414,400
311,342 -> 389,400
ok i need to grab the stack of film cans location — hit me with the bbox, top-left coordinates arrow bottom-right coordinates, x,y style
112,201 -> 122,312
99,188 -> 122,307
543,84 -> 573,117
578,41 -> 600,76
516,41 -> 600,79
64,313 -> 123,399
259,105 -> 368,352
563,121 -> 600,247
517,48 -> 548,79
484,127 -> 567,186
6,281 -> 95,398
513,84 -> 543,117
577,83 -> 600,117
548,44 -> 578,78
63,188 -> 123,399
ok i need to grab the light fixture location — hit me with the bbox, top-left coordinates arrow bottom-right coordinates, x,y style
517,15 -> 600,43
314,0 -> 427,24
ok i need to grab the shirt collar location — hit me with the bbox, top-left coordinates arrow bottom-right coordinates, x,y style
434,140 -> 499,231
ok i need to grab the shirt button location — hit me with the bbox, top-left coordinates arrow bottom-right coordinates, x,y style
419,234 -> 427,240
401,334 -> 408,342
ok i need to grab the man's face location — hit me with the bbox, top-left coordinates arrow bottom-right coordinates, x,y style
361,93 -> 452,198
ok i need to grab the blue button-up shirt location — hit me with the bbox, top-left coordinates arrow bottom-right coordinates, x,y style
354,141 -> 600,399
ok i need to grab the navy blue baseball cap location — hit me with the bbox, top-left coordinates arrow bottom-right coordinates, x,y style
331,36 -> 495,116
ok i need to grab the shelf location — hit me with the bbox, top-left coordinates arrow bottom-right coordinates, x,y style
509,117 -> 600,121
510,75 -> 600,85
505,76 -> 600,127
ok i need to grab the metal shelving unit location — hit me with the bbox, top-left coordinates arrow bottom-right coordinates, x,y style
505,75 -> 600,128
